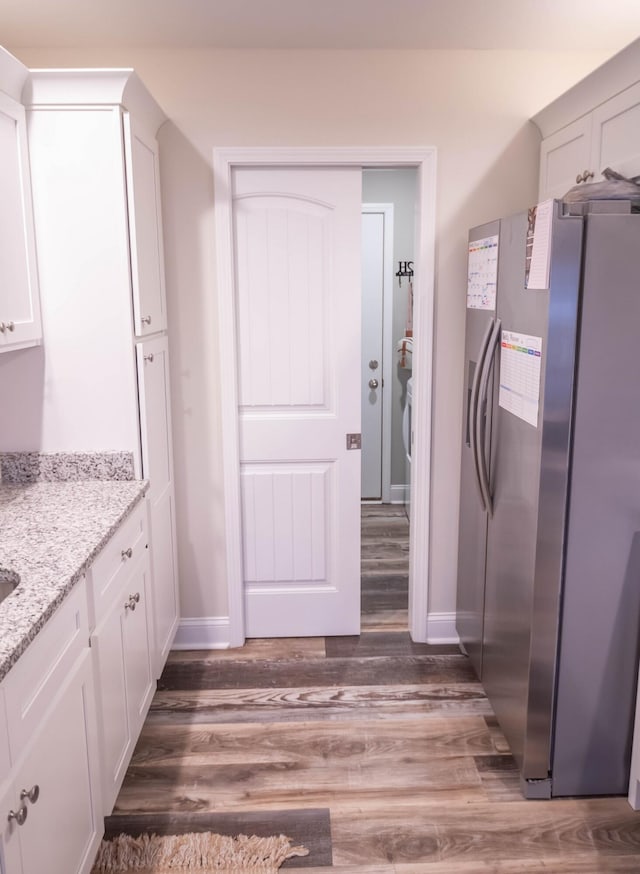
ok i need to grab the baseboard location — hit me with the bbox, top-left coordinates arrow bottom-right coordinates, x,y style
172,612 -> 458,648
425,612 -> 459,645
171,616 -> 231,650
389,484 -> 408,504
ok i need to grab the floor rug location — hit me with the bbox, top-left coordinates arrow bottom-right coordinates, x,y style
91,831 -> 309,873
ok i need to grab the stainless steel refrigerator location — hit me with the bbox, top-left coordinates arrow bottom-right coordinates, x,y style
457,199 -> 640,798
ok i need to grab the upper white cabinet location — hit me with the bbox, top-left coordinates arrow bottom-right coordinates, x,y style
539,115 -> 593,200
0,49 -> 41,352
124,114 -> 167,336
534,39 -> 640,201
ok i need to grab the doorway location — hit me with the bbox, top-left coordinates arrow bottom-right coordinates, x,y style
213,147 -> 436,646
361,169 -> 417,514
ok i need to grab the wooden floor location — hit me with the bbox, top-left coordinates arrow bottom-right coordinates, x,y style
106,504 -> 640,871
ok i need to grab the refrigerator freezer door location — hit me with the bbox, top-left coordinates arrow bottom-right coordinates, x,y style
482,207 -> 584,785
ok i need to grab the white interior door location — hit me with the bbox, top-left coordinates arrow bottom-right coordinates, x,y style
361,211 -> 384,499
232,165 -> 362,637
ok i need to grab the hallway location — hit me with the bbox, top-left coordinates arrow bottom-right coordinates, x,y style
103,508 -> 640,871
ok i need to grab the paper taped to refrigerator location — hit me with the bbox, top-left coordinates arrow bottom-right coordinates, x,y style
499,331 -> 542,427
526,199 -> 553,290
467,235 -> 498,310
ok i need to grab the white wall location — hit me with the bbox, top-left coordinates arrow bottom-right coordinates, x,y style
9,46 -> 609,622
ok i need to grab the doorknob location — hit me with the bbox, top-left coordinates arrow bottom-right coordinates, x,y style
368,378 -> 379,389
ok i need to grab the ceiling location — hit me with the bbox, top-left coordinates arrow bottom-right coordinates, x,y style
2,0 -> 640,52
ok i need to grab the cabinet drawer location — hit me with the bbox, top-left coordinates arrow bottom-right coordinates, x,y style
3,582 -> 88,764
88,500 -> 148,624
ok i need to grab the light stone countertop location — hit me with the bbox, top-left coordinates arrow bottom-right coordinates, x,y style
0,479 -> 149,682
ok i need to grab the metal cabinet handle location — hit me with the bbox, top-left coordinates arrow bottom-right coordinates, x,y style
144,353 -> 154,363
369,359 -> 379,370
368,378 -> 379,389
124,592 -> 141,611
0,323 -> 5,334
20,785 -> 39,804
141,315 -> 152,326
8,806 -> 27,826
576,170 -> 595,184
6,321 -> 14,332
121,547 -> 133,560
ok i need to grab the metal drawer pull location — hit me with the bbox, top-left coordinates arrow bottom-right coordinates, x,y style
0,323 -> 5,333
6,321 -> 14,332
125,592 -> 141,611
121,547 -> 133,560
144,353 -> 154,363
8,806 -> 27,825
20,785 -> 39,804
141,315 -> 152,325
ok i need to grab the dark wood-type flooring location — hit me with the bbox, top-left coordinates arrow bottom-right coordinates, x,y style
106,504 -> 640,871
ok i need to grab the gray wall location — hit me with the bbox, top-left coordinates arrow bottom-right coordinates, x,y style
362,168 -> 417,491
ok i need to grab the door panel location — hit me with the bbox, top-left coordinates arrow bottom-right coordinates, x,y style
233,166 -> 362,637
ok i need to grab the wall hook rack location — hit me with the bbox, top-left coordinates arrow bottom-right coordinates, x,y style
396,260 -> 414,286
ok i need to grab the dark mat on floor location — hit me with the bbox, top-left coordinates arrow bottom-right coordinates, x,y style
103,807 -> 332,868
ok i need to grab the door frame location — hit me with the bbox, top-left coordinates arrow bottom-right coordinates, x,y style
213,147 -> 437,646
361,202 -> 394,503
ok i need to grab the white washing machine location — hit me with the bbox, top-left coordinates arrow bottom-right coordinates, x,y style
402,377 -> 412,520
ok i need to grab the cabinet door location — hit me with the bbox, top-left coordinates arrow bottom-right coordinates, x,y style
0,92 -> 41,351
539,115 -> 592,200
136,336 -> 179,675
91,593 -> 131,814
12,651 -> 101,874
124,114 -> 167,337
136,335 -> 173,504
122,553 -> 155,739
92,550 -> 153,814
591,81 -> 640,181
149,489 -> 179,675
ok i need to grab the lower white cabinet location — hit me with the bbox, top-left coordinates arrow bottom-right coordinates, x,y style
1,652 -> 101,874
0,587 -> 101,874
89,500 -> 155,813
0,497 -> 159,874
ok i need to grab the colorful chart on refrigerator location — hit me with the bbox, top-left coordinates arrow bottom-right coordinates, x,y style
498,330 -> 542,427
467,235 -> 498,310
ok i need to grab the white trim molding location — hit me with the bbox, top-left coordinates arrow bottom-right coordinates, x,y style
213,146 -> 437,647
426,613 -> 460,646
172,617 -> 231,650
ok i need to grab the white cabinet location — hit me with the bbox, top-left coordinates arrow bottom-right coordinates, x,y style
0,69 -> 180,677
0,49 -> 41,352
0,583 -> 101,874
534,41 -> 640,201
539,115 -> 593,200
137,336 -> 179,675
89,500 -> 154,813
125,115 -> 167,336
591,81 -> 640,181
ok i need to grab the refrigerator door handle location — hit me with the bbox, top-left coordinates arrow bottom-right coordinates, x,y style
469,317 -> 494,512
476,318 -> 501,517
